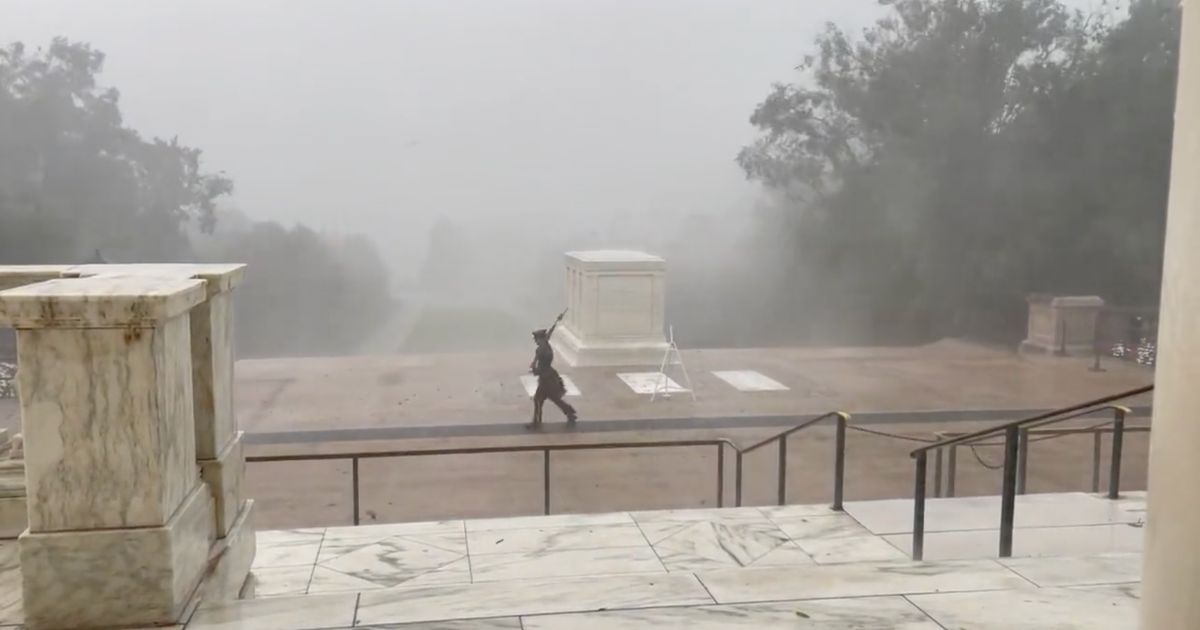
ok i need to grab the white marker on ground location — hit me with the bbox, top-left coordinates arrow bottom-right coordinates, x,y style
712,370 -> 789,392
617,372 -> 689,395
520,375 -> 581,398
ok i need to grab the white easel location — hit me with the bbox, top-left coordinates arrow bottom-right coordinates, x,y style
651,325 -> 696,402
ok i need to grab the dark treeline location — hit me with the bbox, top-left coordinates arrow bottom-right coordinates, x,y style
735,0 -> 1180,345
1,0 -> 1183,355
0,39 -> 392,357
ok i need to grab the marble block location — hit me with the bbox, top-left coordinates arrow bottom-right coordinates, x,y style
1019,294 -> 1105,356
200,500 -> 257,601
0,266 -> 71,293
0,275 -> 205,328
65,263 -> 245,296
191,290 -> 238,459
11,296 -> 201,531
63,264 -> 246,459
19,484 -> 215,630
200,432 -> 245,538
552,251 -> 669,367
0,497 -> 26,540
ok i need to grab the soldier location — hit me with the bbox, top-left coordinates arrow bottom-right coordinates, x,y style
529,310 -> 577,428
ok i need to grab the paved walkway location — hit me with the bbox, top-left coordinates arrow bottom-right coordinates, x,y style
231,340 -> 1152,435
184,493 -> 1146,628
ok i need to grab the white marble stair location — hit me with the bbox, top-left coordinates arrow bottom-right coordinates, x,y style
177,491 -> 1144,629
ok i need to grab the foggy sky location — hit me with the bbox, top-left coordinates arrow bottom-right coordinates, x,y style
1,1 -> 892,271
3,0 -> 1109,279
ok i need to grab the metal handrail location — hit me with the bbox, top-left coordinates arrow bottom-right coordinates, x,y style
907,384 -> 1153,561
932,422 -> 1150,499
730,411 -> 851,510
910,385 -> 1152,455
931,404 -> 1131,499
247,411 -> 852,526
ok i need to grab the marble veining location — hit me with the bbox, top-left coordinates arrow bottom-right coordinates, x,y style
197,498 -> 1150,629
199,433 -> 245,537
193,291 -> 237,460
698,558 -> 1028,604
648,520 -> 792,571
1000,552 -> 1142,587
521,596 -> 942,629
253,529 -> 325,568
317,534 -> 469,588
249,565 -> 313,597
796,534 -> 910,564
469,546 -> 664,582
188,592 -> 357,630
466,512 -> 631,531
0,275 -> 205,328
322,519 -> 462,544
354,572 -> 713,626
908,585 -> 1139,629
19,315 -> 200,532
772,513 -> 871,540
0,541 -> 22,626
467,523 -> 648,555
19,485 -> 214,628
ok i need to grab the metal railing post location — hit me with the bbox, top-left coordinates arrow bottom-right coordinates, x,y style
351,457 -> 360,526
912,452 -> 927,561
716,444 -> 725,508
933,447 -> 944,498
543,449 -> 551,515
1016,427 -> 1030,495
777,436 -> 788,506
1092,429 -> 1103,494
1109,407 -> 1126,499
946,446 -> 958,498
735,451 -> 744,507
999,426 -> 1020,558
833,413 -> 847,511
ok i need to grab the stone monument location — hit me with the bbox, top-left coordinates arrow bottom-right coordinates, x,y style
0,264 -> 256,629
1019,294 -> 1105,356
552,250 -> 670,367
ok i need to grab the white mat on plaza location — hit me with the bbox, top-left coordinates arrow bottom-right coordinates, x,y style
520,375 -> 582,397
618,372 -> 689,394
711,370 -> 789,392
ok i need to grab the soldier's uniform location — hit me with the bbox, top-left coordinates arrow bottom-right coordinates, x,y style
530,329 -> 576,426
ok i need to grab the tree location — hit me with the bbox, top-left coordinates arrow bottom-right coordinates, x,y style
0,39 -> 231,263
0,39 -> 396,357
739,0 -> 1179,343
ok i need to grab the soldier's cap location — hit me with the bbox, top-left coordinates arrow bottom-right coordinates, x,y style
532,329 -> 549,338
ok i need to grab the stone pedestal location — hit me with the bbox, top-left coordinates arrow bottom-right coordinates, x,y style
200,432 -> 246,538
67,264 -> 251,542
552,250 -> 669,367
1142,2 -> 1200,627
1018,295 -> 1104,356
0,275 -> 216,629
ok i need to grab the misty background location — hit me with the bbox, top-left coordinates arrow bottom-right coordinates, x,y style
0,0 -> 1176,357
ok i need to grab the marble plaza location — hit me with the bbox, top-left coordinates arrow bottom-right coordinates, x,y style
0,491 -> 1142,628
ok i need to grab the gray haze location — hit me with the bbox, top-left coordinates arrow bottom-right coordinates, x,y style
1,0 -> 1115,354
3,0 -> 888,277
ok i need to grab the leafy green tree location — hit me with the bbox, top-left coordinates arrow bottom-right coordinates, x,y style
739,0 -> 1179,343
